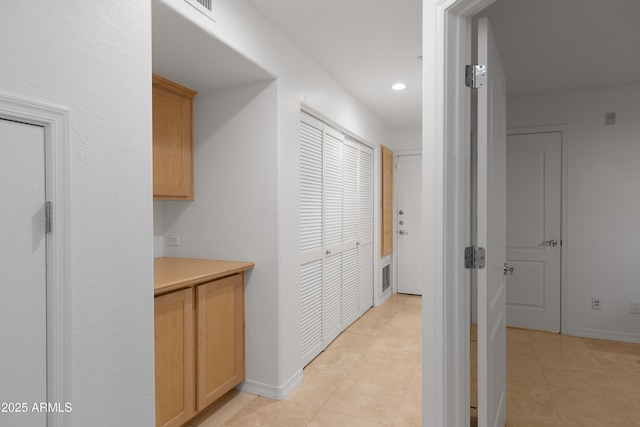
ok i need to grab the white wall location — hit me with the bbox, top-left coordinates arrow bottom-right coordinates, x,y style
0,2 -> 155,425
154,0 -> 392,396
508,83 -> 640,343
163,81 -> 281,392
390,126 -> 422,151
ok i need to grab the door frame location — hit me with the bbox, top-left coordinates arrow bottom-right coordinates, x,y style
507,125 -> 569,335
393,149 -> 421,295
422,0 -> 496,424
0,93 -> 71,427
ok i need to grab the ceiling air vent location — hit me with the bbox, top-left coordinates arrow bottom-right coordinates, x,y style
184,0 -> 215,21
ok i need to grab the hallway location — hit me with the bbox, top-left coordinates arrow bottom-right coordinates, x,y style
186,294 -> 640,426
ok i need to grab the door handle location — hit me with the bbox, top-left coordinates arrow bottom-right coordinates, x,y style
503,263 -> 514,276
541,239 -> 558,247
398,230 -> 408,235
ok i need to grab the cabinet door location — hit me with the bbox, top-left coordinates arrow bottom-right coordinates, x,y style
196,274 -> 245,411
152,74 -> 196,200
154,288 -> 195,427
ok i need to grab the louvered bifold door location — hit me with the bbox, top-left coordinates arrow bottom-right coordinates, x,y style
358,144 -> 375,311
322,125 -> 344,345
299,113 -> 324,366
341,140 -> 361,327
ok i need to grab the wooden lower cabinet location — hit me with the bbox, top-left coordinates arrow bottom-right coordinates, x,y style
154,273 -> 245,427
154,288 -> 195,427
196,273 -> 245,410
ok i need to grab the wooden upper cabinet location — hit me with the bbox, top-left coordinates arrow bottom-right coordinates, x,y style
153,74 -> 197,200
380,145 -> 394,257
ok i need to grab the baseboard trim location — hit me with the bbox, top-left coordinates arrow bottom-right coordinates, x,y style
237,369 -> 304,400
567,326 -> 640,344
375,288 -> 392,307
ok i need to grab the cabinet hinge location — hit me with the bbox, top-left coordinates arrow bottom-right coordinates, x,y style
464,246 -> 485,269
465,64 -> 487,89
45,201 -> 52,233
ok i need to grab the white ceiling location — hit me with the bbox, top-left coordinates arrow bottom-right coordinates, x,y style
247,0 -> 423,129
247,0 -> 640,129
477,0 -> 640,97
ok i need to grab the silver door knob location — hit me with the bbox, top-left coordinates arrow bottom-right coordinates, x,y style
399,210 -> 404,215
541,239 -> 558,247
503,263 -> 514,276
399,230 -> 408,235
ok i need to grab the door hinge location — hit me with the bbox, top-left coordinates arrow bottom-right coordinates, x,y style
465,246 -> 485,269
465,64 -> 487,89
45,201 -> 52,233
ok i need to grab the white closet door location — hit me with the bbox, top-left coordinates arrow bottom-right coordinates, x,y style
300,114 -> 324,263
322,125 -> 344,345
323,126 -> 344,254
300,260 -> 323,365
342,140 -> 359,248
359,242 -> 374,311
341,139 -> 360,326
358,145 -> 374,311
358,145 -> 374,246
341,247 -> 359,326
323,252 -> 343,343
299,113 -> 324,365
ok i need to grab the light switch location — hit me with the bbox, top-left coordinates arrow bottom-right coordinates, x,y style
605,112 -> 616,125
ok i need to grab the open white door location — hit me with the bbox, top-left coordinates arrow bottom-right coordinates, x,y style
476,17 -> 507,427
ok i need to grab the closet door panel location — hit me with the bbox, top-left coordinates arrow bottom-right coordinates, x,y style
342,247 -> 360,327
359,145 -> 374,246
299,113 -> 325,365
300,260 -> 323,366
300,115 -> 324,265
342,140 -> 360,250
323,252 -> 342,344
359,242 -> 374,312
323,127 -> 344,254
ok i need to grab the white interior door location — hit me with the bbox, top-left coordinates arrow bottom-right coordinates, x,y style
0,118 -> 47,426
476,17 -> 507,427
396,154 -> 422,295
506,131 -> 562,331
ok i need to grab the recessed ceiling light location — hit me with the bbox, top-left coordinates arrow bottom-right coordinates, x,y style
391,83 -> 407,91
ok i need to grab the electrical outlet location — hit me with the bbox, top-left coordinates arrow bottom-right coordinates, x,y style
630,301 -> 640,314
592,297 -> 601,310
167,235 -> 180,247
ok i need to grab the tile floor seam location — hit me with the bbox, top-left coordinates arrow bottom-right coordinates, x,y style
390,383 -> 412,427
530,338 -> 591,426
536,369 -> 567,424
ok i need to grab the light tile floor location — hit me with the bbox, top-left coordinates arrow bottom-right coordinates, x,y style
471,321 -> 640,426
187,294 -> 640,426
